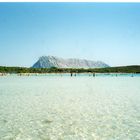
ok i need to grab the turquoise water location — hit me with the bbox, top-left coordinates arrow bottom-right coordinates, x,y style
0,75 -> 140,140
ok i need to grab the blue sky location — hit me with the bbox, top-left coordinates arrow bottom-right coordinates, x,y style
0,3 -> 140,67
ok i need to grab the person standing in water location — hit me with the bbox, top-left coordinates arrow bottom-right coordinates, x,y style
93,73 -> 95,77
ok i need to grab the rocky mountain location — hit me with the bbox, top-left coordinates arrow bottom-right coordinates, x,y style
32,56 -> 110,68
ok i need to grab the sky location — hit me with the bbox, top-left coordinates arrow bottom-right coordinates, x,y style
0,2 -> 140,67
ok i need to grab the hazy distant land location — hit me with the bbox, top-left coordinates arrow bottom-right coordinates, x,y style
32,56 -> 109,68
0,55 -> 139,74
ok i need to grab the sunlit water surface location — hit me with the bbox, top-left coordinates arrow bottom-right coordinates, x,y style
0,74 -> 140,140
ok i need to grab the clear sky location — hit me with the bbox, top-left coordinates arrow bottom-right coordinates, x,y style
0,3 -> 140,67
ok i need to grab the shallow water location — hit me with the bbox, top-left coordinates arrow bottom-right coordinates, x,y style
0,75 -> 140,140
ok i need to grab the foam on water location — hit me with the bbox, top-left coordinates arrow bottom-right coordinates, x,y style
0,75 -> 140,140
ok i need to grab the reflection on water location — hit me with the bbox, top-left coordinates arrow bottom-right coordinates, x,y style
0,75 -> 140,140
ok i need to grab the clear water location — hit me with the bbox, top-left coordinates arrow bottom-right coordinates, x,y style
0,74 -> 140,140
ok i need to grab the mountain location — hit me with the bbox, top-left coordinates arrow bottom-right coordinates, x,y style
32,56 -> 110,68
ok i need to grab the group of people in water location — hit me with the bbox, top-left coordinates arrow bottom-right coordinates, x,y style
70,72 -> 96,77
0,73 -> 135,77
0,73 -> 7,76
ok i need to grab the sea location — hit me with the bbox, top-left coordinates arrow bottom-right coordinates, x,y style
0,73 -> 140,140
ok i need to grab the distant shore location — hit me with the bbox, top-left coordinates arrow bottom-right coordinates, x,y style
0,73 -> 139,78
0,65 -> 140,74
